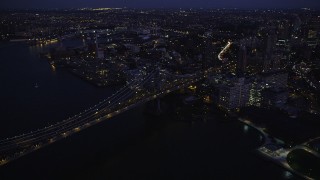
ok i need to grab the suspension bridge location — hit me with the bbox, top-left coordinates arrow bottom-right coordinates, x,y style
0,67 -> 212,166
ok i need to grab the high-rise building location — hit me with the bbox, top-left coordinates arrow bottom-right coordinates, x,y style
237,44 -> 247,75
272,53 -> 282,70
95,33 -> 105,59
263,29 -> 277,72
249,81 -> 263,107
203,31 -> 214,69
212,76 -> 251,111
260,70 -> 288,89
258,70 -> 289,108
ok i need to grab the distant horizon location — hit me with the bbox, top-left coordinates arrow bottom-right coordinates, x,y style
0,7 -> 319,11
1,0 -> 320,10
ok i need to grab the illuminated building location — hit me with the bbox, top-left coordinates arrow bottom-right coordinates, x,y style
249,81 -> 263,107
260,71 -> 288,89
248,70 -> 288,107
212,76 -> 251,111
237,44 -> 247,75
263,28 -> 277,72
203,31 -> 214,69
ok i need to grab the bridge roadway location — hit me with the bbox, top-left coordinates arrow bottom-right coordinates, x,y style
0,69 -> 210,166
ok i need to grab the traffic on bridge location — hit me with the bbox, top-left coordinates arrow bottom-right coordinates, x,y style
0,67 -> 212,166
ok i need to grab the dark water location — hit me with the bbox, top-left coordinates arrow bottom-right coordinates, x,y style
0,42 -> 299,180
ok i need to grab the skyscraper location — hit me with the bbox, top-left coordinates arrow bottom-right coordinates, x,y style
95,33 -> 104,59
237,44 -> 247,75
203,31 -> 214,69
263,28 -> 277,72
212,76 -> 251,111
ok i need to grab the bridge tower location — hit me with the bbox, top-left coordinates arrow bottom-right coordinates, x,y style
143,64 -> 164,92
144,66 -> 164,115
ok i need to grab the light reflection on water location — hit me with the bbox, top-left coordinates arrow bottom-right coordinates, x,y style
0,41 -> 297,180
243,124 -> 249,133
283,171 -> 294,179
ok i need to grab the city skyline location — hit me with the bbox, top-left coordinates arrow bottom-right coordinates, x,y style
1,0 -> 320,9
0,6 -> 320,180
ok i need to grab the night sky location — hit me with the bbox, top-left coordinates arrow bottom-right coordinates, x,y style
1,0 -> 320,9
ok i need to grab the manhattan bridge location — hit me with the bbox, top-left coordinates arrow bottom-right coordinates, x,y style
0,64 -> 214,166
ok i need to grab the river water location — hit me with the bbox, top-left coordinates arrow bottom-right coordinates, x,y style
0,42 -> 299,180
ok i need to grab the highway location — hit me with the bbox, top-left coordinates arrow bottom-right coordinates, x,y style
218,41 -> 232,61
